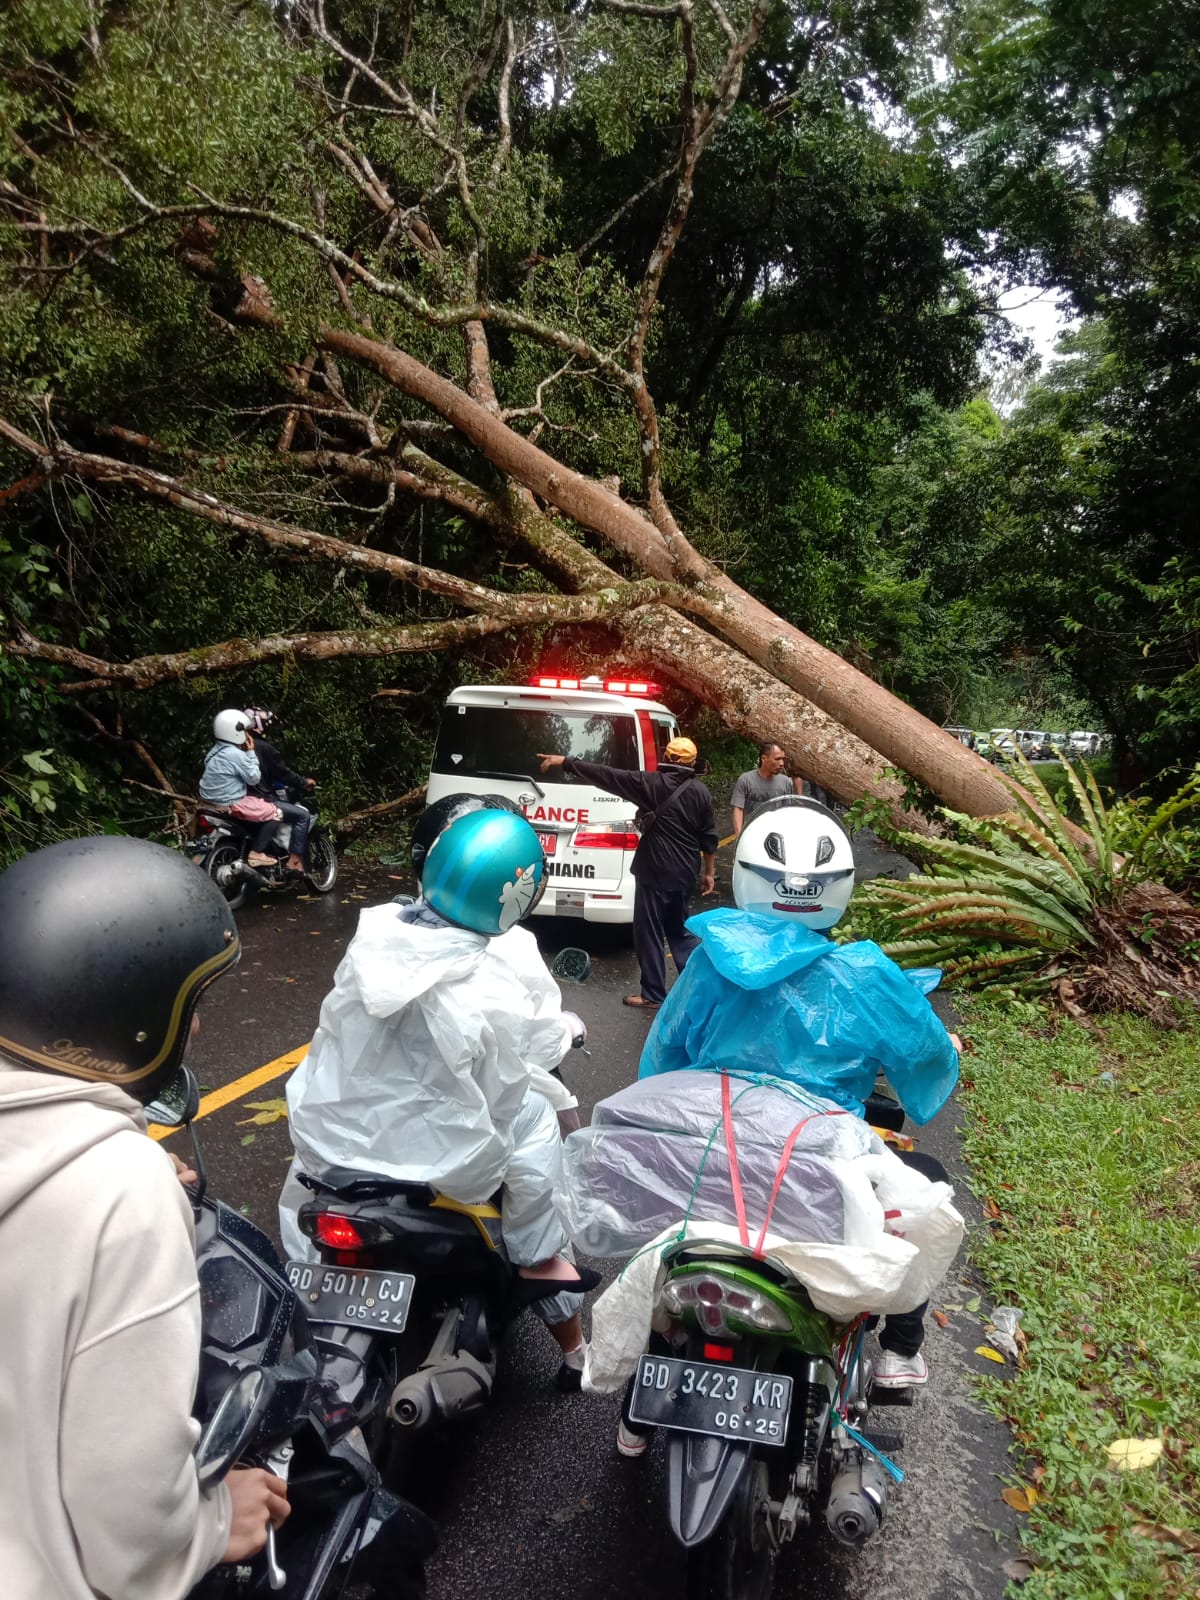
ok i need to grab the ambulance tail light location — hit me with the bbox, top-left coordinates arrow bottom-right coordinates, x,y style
574,824 -> 640,850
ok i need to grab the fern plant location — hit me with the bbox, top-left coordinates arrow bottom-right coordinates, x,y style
846,753 -> 1200,1021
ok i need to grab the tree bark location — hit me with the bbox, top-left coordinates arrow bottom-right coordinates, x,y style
324,327 -> 1014,816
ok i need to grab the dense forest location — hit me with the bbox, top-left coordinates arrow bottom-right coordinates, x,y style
2,0 -> 1197,853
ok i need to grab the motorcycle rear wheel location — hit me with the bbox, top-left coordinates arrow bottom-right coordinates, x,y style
685,1459 -> 778,1600
205,838 -> 248,912
306,829 -> 338,893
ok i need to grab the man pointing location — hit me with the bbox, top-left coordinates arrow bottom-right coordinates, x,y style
539,736 -> 717,1011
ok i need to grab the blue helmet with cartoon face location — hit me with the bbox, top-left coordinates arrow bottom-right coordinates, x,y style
421,808 -> 547,936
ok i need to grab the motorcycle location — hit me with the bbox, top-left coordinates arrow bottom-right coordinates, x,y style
626,1087 -> 913,1600
189,783 -> 338,912
179,1108 -> 436,1599
285,947 -> 591,1473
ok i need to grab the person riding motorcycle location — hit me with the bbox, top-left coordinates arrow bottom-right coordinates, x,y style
242,707 -> 316,804
278,807 -> 599,1391
0,836 -> 289,1599
199,709 -> 310,875
409,793 -> 586,1136
611,797 -> 962,1452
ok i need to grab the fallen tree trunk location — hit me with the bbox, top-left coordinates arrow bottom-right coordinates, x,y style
325,327 -> 1014,817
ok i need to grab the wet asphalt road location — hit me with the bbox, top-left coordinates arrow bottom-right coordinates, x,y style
175,832 -> 1021,1600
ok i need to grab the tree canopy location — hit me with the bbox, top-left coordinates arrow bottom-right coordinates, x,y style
1,0 -> 1195,852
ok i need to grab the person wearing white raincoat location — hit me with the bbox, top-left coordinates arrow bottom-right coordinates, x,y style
279,806 -> 598,1384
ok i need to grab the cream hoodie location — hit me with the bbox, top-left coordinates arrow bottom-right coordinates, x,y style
0,1062 -> 231,1599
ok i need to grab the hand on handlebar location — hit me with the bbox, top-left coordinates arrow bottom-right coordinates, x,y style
220,1468 -> 290,1565
563,1010 -> 587,1049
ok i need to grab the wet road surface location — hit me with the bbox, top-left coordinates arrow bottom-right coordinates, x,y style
175,833 -> 1021,1600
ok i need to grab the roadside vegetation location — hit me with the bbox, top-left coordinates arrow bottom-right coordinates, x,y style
959,1001 -> 1200,1600
845,756 -> 1200,1022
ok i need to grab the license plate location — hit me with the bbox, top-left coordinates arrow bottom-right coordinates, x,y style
537,831 -> 557,856
628,1355 -> 792,1447
556,890 -> 585,916
286,1261 -> 415,1331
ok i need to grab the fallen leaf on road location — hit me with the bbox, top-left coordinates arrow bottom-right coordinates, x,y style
309,930 -> 321,936
965,1294 -> 982,1312
1130,1522 -> 1200,1555
240,1133 -> 256,1147
1001,1486 -> 1038,1513
933,1310 -> 949,1328
236,1098 -> 289,1127
975,1345 -> 1007,1364
1105,1437 -> 1163,1471
983,1198 -> 1002,1220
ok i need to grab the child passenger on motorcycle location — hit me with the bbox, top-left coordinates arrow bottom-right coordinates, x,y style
613,796 -> 962,1453
278,804 -> 599,1391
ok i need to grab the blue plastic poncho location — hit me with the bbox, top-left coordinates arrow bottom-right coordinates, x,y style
638,908 -> 958,1126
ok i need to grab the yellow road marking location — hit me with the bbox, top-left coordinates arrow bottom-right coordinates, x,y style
149,1043 -> 309,1141
719,831 -> 736,849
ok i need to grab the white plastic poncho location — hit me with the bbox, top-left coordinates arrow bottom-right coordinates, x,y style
283,905 -> 578,1264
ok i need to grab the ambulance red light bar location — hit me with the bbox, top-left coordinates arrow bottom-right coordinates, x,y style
528,674 -> 661,697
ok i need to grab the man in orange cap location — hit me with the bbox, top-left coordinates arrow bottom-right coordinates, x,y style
538,735 -> 717,1009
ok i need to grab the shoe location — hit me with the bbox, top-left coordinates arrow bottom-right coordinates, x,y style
622,995 -> 661,1010
247,852 -> 275,868
616,1419 -> 650,1458
511,1264 -> 603,1307
556,1360 -> 584,1393
872,1349 -> 929,1389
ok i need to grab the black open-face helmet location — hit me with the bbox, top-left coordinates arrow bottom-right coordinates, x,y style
411,792 -> 522,881
0,836 -> 240,1124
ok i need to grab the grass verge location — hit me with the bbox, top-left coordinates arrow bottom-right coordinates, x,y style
959,999 -> 1200,1598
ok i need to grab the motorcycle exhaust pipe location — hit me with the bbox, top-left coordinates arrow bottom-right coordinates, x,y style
388,1350 -> 494,1431
825,1454 -> 888,1547
236,862 -> 269,889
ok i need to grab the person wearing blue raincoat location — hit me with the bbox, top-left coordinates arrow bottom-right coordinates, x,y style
639,907 -> 959,1126
610,797 -> 961,1424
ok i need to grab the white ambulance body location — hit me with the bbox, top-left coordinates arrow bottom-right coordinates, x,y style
426,677 -> 678,923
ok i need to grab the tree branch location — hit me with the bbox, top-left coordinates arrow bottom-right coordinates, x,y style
6,582 -> 680,690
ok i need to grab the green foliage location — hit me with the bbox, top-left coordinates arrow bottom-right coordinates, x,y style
846,750 -> 1200,1013
960,1001 -> 1200,1600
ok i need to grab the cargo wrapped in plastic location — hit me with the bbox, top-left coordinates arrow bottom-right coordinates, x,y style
556,1072 -> 965,1390
557,1071 -> 882,1257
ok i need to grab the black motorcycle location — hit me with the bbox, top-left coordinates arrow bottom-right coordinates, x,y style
285,947 -> 591,1474
190,784 -> 337,912
183,1125 -> 436,1598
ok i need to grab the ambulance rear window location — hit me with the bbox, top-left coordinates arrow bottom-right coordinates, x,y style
433,705 -> 639,783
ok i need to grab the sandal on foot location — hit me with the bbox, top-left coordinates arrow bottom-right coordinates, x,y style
622,995 -> 661,1010
247,852 -> 275,868
511,1265 -> 602,1306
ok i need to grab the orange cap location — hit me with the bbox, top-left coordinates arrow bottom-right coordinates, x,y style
664,736 -> 698,765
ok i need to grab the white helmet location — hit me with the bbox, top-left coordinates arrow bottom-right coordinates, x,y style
733,796 -> 856,930
212,708 -> 250,745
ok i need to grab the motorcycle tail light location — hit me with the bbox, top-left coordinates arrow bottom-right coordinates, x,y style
197,815 -> 214,833
660,1271 -> 793,1336
313,1213 -> 368,1251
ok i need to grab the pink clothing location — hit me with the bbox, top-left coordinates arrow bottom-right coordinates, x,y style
230,794 -> 282,824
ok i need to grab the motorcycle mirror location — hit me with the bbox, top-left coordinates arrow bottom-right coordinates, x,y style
144,1065 -> 202,1128
550,947 -> 591,984
194,1366 -> 272,1489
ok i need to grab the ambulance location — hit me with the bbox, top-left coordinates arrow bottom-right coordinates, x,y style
426,676 -> 679,922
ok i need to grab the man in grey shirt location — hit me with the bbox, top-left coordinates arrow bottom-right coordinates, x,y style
730,742 -> 807,836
